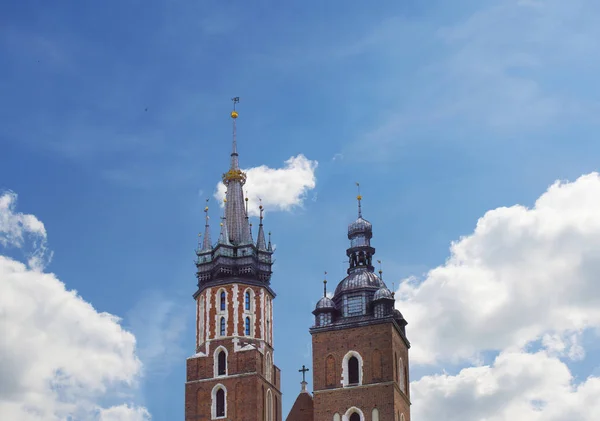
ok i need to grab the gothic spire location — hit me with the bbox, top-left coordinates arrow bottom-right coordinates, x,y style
222,97 -> 252,245
201,202 -> 212,251
218,200 -> 231,246
256,204 -> 267,250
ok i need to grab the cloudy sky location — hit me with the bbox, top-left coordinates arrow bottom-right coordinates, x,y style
1,0 -> 600,420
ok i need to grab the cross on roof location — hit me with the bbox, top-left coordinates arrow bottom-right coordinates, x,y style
299,365 -> 309,383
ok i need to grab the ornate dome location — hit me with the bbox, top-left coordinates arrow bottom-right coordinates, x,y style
348,216 -> 372,238
334,270 -> 385,296
373,286 -> 394,301
315,296 -> 335,311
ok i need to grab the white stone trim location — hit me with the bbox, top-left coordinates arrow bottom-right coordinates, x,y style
260,289 -> 265,340
215,288 -> 229,337
400,414 -> 405,421
213,345 -> 228,377
211,383 -> 227,419
206,287 -> 212,338
265,351 -> 273,383
341,351 -> 364,387
266,388 -> 273,421
233,284 -> 239,336
343,407 -> 364,421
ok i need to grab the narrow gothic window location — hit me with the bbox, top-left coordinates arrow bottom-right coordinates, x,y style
216,388 -> 225,417
245,317 -> 251,336
217,351 -> 226,376
404,365 -> 409,395
220,317 -> 226,336
245,291 -> 251,310
348,356 -> 359,385
220,291 -> 226,311
349,413 -> 360,421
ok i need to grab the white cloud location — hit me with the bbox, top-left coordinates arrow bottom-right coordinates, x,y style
98,404 -> 151,421
214,154 -> 317,216
0,193 -> 148,421
0,191 -> 51,270
397,173 -> 600,365
412,350 -> 600,421
127,291 -> 187,377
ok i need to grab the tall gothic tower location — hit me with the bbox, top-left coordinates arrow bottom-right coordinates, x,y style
309,192 -> 411,421
185,100 -> 282,421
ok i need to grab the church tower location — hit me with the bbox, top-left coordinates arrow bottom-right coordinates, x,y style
309,190 -> 411,421
185,99 -> 282,421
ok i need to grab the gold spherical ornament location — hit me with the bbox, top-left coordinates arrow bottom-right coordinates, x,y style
220,223 -> 223,227
204,206 -> 209,211
231,110 -> 239,119
223,198 -> 227,203
357,195 -> 362,201
245,197 -> 248,201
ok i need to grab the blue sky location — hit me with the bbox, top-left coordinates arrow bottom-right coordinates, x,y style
1,0 -> 600,420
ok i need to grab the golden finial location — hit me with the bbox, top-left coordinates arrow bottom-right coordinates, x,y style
204,206 -> 209,211
220,222 -> 224,227
245,197 -> 248,201
223,198 -> 227,203
356,182 -> 363,217
323,271 -> 328,297
231,96 -> 239,119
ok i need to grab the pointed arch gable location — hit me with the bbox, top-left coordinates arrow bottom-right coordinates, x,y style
342,351 -> 363,386
213,346 -> 228,377
343,407 -> 364,421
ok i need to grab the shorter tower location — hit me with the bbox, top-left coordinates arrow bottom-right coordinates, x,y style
310,191 -> 410,421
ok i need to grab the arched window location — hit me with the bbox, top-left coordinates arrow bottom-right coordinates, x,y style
245,317 -> 251,336
267,389 -> 273,421
220,291 -> 226,311
265,352 -> 273,383
348,356 -> 359,385
218,350 -> 226,376
216,388 -> 225,417
245,291 -> 251,310
220,317 -> 226,337
372,408 -> 380,421
400,414 -> 405,421
342,351 -> 363,387
349,413 -> 360,421
333,414 -> 341,421
211,384 -> 227,419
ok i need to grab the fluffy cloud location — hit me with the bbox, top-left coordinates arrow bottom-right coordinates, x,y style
215,154 -> 317,216
397,173 -> 600,420
0,190 -> 51,270
0,192 -> 148,420
398,173 -> 600,365
412,350 -> 600,421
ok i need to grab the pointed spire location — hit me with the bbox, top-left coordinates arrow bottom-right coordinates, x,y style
356,182 -> 363,218
256,203 -> 267,250
242,196 -> 253,244
201,201 -> 212,251
230,97 -> 240,170
222,98 -> 250,245
218,199 -> 231,245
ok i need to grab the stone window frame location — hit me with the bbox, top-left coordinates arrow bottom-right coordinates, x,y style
343,407 -> 365,421
399,356 -> 407,395
219,316 -> 226,337
211,383 -> 227,420
244,288 -> 253,311
265,351 -> 273,383
266,388 -> 274,421
341,351 -> 363,387
333,413 -> 341,421
213,345 -> 228,378
245,316 -> 252,336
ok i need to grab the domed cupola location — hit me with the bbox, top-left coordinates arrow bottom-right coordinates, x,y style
313,278 -> 336,327
373,270 -> 395,318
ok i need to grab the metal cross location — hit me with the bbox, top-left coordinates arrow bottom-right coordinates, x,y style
299,365 -> 309,382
